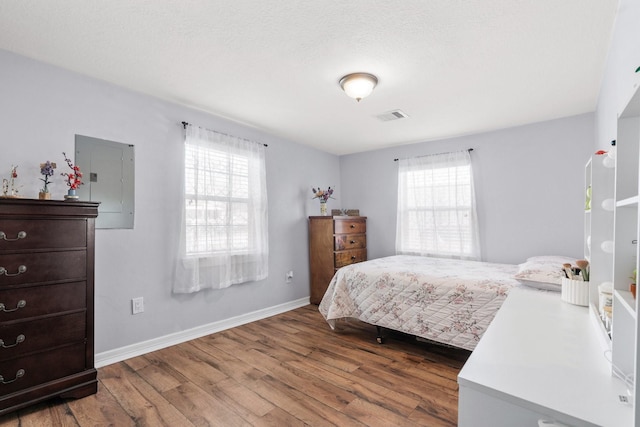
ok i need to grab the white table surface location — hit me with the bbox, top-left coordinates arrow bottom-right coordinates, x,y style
458,287 -> 633,426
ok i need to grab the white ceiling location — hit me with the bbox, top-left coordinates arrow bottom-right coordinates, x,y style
0,1 -> 618,155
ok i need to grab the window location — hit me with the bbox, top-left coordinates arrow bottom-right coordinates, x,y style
184,144 -> 252,256
174,124 -> 268,293
396,150 -> 480,260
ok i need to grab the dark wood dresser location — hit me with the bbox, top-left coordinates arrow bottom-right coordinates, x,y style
308,216 -> 367,304
0,199 -> 99,415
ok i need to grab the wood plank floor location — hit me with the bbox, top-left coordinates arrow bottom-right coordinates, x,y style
0,305 -> 470,426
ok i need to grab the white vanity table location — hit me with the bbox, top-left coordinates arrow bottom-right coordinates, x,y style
458,287 -> 632,427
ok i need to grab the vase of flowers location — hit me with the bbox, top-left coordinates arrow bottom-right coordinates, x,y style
61,152 -> 83,200
312,186 -> 334,216
1,165 -> 20,198
39,161 -> 56,200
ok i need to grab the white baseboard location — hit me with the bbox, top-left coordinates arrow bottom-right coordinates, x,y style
95,297 -> 310,368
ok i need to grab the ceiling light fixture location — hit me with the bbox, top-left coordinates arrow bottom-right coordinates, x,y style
339,73 -> 378,102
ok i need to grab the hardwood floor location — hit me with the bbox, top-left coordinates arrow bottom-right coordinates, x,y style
0,305 -> 470,426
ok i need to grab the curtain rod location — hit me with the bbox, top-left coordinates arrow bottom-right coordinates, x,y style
181,121 -> 268,147
393,148 -> 473,162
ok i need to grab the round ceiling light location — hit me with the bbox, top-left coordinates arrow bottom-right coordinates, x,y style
339,73 -> 378,102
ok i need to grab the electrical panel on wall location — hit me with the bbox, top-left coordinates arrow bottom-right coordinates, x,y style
75,134 -> 135,229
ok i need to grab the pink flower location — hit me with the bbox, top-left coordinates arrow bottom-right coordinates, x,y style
61,152 -> 83,189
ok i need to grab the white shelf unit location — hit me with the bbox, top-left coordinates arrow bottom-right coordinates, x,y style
457,84 -> 640,427
610,83 -> 640,424
585,153 -> 615,336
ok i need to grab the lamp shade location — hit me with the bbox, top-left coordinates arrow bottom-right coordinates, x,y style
339,73 -> 378,102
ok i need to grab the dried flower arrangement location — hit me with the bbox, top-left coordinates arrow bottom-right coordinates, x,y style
1,165 -> 20,198
311,187 -> 334,203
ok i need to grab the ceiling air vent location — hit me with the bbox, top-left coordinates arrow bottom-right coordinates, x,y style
376,109 -> 409,122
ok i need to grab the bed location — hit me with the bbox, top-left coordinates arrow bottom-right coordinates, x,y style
318,255 -> 522,351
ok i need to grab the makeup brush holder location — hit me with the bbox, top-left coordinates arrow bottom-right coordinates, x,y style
561,278 -> 589,306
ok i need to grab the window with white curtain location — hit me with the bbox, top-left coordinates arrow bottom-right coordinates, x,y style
173,124 -> 268,293
396,150 -> 480,260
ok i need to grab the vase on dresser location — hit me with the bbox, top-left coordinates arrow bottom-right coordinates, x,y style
320,201 -> 327,216
64,188 -> 79,200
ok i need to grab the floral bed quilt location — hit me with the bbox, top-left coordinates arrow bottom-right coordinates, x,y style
318,255 -> 520,351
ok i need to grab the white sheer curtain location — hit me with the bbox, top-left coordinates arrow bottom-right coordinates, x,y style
173,124 -> 268,293
396,150 -> 480,260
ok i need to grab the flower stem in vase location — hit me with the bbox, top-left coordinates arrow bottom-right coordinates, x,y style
62,152 -> 83,201
311,186 -> 334,216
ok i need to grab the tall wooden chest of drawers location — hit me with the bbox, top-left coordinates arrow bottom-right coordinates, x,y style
308,216 -> 367,304
0,199 -> 99,415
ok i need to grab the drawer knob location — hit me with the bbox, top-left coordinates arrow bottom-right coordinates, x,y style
0,299 -> 26,313
351,256 -> 357,260
0,369 -> 25,385
0,265 -> 27,277
350,240 -> 356,244
350,224 -> 355,228
0,334 -> 25,349
0,231 -> 27,241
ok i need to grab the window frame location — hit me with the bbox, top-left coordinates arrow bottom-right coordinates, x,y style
183,142 -> 260,258
396,152 -> 480,260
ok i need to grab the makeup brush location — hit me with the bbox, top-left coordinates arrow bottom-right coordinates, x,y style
576,259 -> 590,281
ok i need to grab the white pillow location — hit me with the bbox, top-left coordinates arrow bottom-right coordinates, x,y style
514,255 -> 577,291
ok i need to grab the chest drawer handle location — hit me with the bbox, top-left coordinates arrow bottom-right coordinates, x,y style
0,300 -> 26,313
0,231 -> 27,241
351,256 -> 357,260
538,421 -> 569,427
0,265 -> 27,277
0,334 -> 25,349
350,224 -> 355,229
0,369 -> 25,385
350,240 -> 356,244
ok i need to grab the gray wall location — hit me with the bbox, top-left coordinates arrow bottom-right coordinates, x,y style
340,114 -> 594,264
0,49 -> 339,353
5,1 -> 631,354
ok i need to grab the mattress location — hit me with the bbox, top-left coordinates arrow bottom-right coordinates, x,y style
318,255 -> 520,351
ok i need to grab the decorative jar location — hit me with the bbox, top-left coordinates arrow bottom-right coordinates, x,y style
320,201 -> 327,216
64,188 -> 79,201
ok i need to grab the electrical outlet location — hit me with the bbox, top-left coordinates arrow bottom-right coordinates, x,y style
286,270 -> 294,283
132,297 -> 144,314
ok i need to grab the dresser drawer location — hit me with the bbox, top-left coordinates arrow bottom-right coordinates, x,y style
334,234 -> 366,251
334,249 -> 367,268
334,219 -> 366,234
0,342 -> 87,395
0,251 -> 86,287
0,312 -> 86,362
0,220 -> 86,251
0,282 -> 86,322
